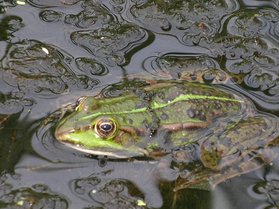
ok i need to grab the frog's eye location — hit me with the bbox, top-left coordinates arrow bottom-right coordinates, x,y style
94,118 -> 117,138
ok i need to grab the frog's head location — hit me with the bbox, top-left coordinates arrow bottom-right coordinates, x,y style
55,97 -> 149,158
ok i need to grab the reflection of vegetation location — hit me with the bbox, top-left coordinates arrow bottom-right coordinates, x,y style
154,0 -> 186,12
159,182 -> 211,209
0,17 -> 8,41
0,120 -> 24,173
0,91 -> 33,174
0,186 -> 68,208
1,39 -> 99,95
153,0 -> 225,13
71,22 -> 150,65
70,175 -> 146,208
0,15 -> 23,41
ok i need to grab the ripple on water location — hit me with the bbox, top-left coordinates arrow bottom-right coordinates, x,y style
68,1 -> 114,28
69,175 -> 146,208
40,1 -> 152,66
75,57 -> 109,76
126,0 -> 239,45
244,69 -> 279,95
39,10 -> 64,23
0,180 -> 69,209
247,164 -> 279,208
0,92 -> 25,116
141,54 -> 232,84
0,40 -> 99,96
54,1 -> 115,29
201,7 -> 279,110
32,116 -> 92,163
70,22 -> 151,66
227,9 -> 268,37
1,0 -> 279,209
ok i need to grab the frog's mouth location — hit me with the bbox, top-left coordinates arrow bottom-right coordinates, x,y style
54,128 -> 75,140
59,139 -> 149,159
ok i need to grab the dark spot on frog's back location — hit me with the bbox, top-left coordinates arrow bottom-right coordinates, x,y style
142,118 -> 149,128
227,101 -> 239,107
199,112 -> 206,121
187,108 -> 207,121
128,118 -> 133,125
214,101 -> 222,109
219,137 -> 232,147
135,102 -> 146,109
202,101 -> 210,109
156,92 -> 165,100
79,98 -> 99,112
163,86 -> 182,102
160,112 -> 169,120
187,109 -> 196,118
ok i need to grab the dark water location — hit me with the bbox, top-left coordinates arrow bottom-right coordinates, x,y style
0,0 -> 279,208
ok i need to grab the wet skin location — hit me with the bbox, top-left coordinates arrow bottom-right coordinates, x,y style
55,81 -> 279,189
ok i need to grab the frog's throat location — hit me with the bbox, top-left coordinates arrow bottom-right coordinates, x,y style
80,94 -> 241,121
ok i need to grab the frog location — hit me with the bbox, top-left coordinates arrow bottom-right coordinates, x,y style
55,80 -> 279,190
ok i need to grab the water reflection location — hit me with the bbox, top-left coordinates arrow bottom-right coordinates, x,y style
213,165 -> 279,209
70,174 -> 146,208
141,54 -> 232,84
0,0 -> 279,208
1,39 -> 99,95
40,1 -> 153,66
71,22 -> 150,66
127,0 -> 239,45
75,57 -> 109,76
251,178 -> 279,208
0,177 -> 68,209
0,15 -> 23,41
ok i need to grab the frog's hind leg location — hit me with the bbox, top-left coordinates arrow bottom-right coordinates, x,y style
174,115 -> 279,192
200,115 -> 279,171
174,148 -> 277,192
173,156 -> 264,192
208,154 -> 269,187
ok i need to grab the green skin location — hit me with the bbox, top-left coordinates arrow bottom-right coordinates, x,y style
55,82 -> 279,179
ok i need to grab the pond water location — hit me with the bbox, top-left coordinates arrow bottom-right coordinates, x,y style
0,0 -> 279,208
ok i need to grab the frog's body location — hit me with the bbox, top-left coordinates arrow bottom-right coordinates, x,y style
55,81 -> 279,189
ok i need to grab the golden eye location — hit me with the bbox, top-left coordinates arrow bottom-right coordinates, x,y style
94,118 -> 117,138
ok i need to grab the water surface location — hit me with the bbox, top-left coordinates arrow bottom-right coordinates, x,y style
0,0 -> 279,208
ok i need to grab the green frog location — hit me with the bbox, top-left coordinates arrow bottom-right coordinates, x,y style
55,80 -> 279,189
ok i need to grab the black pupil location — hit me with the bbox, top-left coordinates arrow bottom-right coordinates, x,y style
100,123 -> 112,132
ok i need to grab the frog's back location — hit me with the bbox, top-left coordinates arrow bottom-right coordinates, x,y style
145,82 -> 243,125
